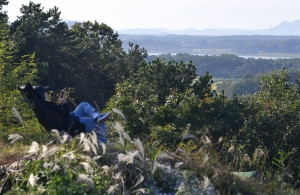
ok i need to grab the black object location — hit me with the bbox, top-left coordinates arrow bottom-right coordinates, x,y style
33,85 -> 50,98
295,181 -> 300,190
18,83 -> 85,143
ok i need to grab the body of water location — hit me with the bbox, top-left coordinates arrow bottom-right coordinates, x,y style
238,55 -> 290,59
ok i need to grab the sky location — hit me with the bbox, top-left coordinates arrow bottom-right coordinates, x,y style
4,0 -> 300,31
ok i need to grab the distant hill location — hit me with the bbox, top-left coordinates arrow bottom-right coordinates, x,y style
117,20 -> 300,36
62,19 -> 300,56
62,19 -> 300,36
268,20 -> 300,35
64,20 -> 81,28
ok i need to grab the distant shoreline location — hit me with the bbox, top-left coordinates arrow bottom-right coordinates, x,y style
147,51 -> 300,59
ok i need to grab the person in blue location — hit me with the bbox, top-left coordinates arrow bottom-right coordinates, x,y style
33,85 -> 110,144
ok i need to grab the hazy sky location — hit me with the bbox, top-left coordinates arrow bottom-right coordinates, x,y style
4,0 -> 300,30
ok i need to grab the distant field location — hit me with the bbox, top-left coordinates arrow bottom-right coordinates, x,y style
212,81 -> 222,90
212,78 -> 242,91
194,77 -> 240,91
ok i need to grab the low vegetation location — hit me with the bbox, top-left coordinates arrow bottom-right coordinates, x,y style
1,114 -> 299,194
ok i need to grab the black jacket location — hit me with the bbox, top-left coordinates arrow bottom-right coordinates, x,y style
44,101 -> 85,136
44,101 -> 70,127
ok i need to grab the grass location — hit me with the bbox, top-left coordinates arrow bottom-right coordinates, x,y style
0,141 -> 26,165
211,77 -> 242,91
0,130 -> 298,195
0,129 -> 218,194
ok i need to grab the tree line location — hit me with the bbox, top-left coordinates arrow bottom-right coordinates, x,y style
147,53 -> 300,97
120,34 -> 300,54
147,53 -> 300,78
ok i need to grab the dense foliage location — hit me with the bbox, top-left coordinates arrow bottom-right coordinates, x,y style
106,59 -> 222,148
7,1 -> 147,108
234,69 -> 300,178
0,10 -> 44,139
147,53 -> 300,79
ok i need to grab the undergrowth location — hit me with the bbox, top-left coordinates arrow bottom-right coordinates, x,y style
0,111 -> 299,194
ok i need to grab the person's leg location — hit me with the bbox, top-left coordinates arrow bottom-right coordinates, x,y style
72,102 -> 109,142
73,102 -> 110,124
77,116 -> 108,144
77,116 -> 96,132
72,102 -> 98,118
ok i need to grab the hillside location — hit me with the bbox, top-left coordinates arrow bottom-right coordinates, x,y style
117,19 -> 300,36
120,34 -> 300,57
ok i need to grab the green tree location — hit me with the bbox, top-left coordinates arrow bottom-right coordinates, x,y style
129,59 -> 198,104
235,69 -> 300,180
217,72 -> 263,97
11,1 -> 147,107
0,19 -> 39,137
0,0 -> 8,22
296,72 -> 300,94
69,21 -> 146,106
106,59 -> 221,148
10,2 -> 76,89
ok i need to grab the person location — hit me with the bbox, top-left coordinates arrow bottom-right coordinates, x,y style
33,85 -> 111,144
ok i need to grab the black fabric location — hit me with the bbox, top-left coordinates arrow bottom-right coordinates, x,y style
18,83 -> 85,137
67,113 -> 86,136
43,101 -> 70,131
33,85 -> 50,98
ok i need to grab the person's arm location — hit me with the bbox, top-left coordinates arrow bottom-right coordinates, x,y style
59,90 -> 67,105
45,101 -> 70,116
44,91 -> 69,115
58,91 -> 69,114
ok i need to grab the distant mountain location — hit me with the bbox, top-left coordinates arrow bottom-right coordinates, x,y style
118,20 -> 300,36
118,28 -> 167,35
267,20 -> 300,35
64,20 -> 81,28
63,19 -> 300,36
